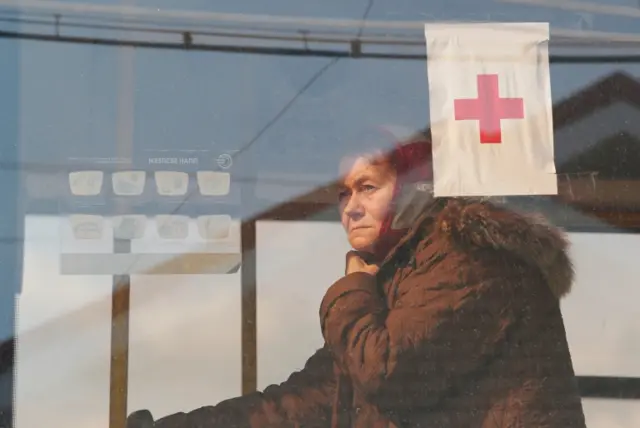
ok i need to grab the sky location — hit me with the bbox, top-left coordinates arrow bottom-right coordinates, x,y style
4,0 -> 640,427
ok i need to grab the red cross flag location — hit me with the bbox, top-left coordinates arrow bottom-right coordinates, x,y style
424,23 -> 557,197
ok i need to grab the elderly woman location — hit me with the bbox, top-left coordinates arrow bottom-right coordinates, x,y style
128,130 -> 586,427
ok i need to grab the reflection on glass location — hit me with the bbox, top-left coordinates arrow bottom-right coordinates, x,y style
69,214 -> 104,240
26,172 -> 61,199
154,171 -> 189,196
112,215 -> 147,240
112,171 -> 146,196
156,215 -> 189,239
68,171 -> 104,196
196,171 -> 230,196
197,215 -> 231,240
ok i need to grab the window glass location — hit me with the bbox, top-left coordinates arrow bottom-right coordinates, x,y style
3,1 -> 640,427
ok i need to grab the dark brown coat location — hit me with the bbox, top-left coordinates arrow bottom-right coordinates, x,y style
131,198 -> 586,428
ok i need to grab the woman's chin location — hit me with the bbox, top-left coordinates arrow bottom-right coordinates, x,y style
349,240 -> 375,254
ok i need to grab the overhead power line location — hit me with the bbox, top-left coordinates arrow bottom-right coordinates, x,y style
3,6 -> 640,60
3,28 -> 640,63
0,13 -> 427,46
5,13 -> 640,49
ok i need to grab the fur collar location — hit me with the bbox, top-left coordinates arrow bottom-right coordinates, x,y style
433,199 -> 574,299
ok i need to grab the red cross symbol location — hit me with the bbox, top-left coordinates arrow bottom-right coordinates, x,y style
454,74 -> 524,144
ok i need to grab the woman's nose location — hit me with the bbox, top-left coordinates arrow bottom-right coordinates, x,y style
344,194 -> 364,218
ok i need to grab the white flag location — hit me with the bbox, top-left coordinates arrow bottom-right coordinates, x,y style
424,23 -> 557,197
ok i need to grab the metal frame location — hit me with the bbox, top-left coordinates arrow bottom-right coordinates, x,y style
3,28 -> 640,63
0,7 -> 21,426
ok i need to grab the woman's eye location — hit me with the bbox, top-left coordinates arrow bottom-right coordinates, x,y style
362,184 -> 377,193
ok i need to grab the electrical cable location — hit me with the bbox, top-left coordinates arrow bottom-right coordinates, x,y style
3,28 -> 640,62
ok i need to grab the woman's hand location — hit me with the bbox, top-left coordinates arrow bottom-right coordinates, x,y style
345,250 -> 380,276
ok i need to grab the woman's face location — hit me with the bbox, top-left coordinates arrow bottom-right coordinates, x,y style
338,155 -> 397,254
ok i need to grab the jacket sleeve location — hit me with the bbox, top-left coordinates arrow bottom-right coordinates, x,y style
319,269 -> 525,410
150,346 -> 335,428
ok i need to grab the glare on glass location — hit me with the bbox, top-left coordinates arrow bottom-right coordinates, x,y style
112,215 -> 147,240
154,171 -> 189,196
69,214 -> 104,240
196,171 -> 231,196
68,171 -> 104,196
197,215 -> 232,240
156,215 -> 189,240
112,171 -> 146,196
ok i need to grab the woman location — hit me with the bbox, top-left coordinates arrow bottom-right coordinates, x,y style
128,129 -> 587,427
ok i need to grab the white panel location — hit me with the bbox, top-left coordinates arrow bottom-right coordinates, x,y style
582,399 -> 640,428
563,232 -> 640,377
127,213 -> 243,418
15,216 -> 113,428
256,221 -> 350,389
127,276 -> 242,420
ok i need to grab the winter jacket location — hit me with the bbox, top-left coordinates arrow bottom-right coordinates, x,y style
127,197 -> 587,427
